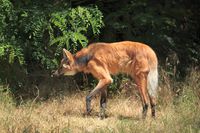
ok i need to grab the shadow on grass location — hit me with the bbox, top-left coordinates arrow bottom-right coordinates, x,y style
80,111 -> 142,121
117,115 -> 141,121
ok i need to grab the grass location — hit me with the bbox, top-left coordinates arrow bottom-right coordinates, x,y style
0,70 -> 200,133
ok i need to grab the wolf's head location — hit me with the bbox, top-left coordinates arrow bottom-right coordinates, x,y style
52,49 -> 78,77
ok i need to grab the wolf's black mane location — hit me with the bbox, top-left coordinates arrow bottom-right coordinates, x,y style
75,54 -> 92,66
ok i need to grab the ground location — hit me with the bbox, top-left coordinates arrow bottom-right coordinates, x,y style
0,89 -> 199,133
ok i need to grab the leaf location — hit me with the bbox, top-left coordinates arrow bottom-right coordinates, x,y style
73,32 -> 88,47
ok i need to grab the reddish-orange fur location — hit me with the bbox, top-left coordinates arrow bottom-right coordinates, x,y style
53,41 -> 158,119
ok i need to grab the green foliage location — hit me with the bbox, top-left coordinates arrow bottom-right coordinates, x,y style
0,0 -> 199,94
0,0 -> 104,89
19,6 -> 103,70
0,0 -> 24,65
0,43 -> 24,64
0,1 -> 104,69
49,6 -> 104,53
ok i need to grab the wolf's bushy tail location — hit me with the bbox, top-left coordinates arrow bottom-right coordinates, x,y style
147,67 -> 158,97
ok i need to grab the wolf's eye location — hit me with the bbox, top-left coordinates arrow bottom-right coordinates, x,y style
63,64 -> 68,68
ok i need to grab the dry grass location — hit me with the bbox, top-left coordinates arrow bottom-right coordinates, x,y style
0,92 -> 199,133
0,93 -> 141,133
0,69 -> 200,133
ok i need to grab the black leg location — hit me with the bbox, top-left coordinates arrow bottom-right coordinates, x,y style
100,89 -> 107,119
142,104 -> 149,119
151,104 -> 156,118
86,89 -> 100,115
84,78 -> 112,117
86,95 -> 92,114
149,95 -> 156,118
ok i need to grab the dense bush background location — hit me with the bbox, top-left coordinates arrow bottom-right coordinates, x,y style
0,0 -> 199,96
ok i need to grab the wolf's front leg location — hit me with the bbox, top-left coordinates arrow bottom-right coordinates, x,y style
85,79 -> 112,117
100,88 -> 107,119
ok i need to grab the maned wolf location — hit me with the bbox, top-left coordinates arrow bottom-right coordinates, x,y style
52,41 -> 158,119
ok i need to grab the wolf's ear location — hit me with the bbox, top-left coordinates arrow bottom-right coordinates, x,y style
63,48 -> 74,62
